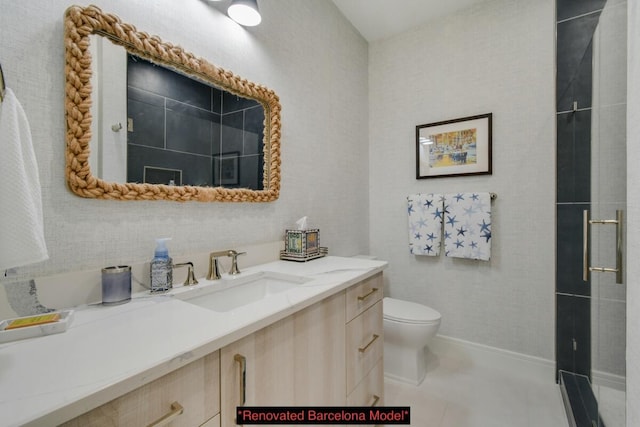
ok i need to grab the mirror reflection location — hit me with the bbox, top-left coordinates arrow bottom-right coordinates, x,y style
129,55 -> 264,189
91,36 -> 264,189
65,5 -> 281,202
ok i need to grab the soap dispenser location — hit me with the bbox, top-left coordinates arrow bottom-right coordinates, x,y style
150,238 -> 173,293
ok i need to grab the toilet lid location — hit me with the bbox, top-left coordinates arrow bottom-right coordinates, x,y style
383,297 -> 441,324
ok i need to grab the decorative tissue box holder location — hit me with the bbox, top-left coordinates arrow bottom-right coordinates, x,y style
280,229 -> 327,262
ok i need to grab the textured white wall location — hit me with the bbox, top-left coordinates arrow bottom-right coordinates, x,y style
0,1 -> 369,294
626,0 -> 639,424
369,0 -> 556,359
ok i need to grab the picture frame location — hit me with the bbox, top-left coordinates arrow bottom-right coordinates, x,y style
416,113 -> 492,179
213,152 -> 240,186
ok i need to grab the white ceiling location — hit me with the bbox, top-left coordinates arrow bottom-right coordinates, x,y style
331,0 -> 486,42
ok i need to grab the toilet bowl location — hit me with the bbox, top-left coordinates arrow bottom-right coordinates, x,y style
383,297 -> 441,385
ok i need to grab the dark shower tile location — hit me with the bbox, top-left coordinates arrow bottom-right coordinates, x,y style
221,110 -> 244,130
556,111 -> 591,203
128,86 -> 165,107
212,87 -> 223,114
222,91 -> 261,113
556,14 -> 600,111
127,144 -> 212,186
243,130 -> 262,156
557,45 -> 593,112
166,99 -> 219,120
128,54 -> 211,110
221,111 -> 244,154
211,122 -> 222,156
166,100 -> 218,156
556,203 -> 591,296
556,295 -> 591,377
556,294 -> 576,374
573,296 -> 591,376
557,0 -> 607,22
238,154 -> 263,190
245,105 -> 265,135
127,96 -> 165,149
244,106 -> 265,155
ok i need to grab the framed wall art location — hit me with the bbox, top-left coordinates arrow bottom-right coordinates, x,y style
416,113 -> 492,179
214,152 -> 240,186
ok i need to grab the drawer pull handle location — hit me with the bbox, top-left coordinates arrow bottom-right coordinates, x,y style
357,287 -> 378,302
370,394 -> 380,407
358,334 -> 380,353
235,354 -> 247,406
147,401 -> 183,427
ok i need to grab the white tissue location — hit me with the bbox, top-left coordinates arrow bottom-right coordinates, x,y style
296,216 -> 308,230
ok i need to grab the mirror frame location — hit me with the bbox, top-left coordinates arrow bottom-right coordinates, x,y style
64,5 -> 281,202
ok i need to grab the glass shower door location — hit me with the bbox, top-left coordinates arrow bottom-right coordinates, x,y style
589,1 -> 627,425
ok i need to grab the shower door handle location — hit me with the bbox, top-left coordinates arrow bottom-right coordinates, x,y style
582,210 -> 623,284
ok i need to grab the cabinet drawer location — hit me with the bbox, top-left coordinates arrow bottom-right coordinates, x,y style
62,351 -> 220,427
346,360 -> 384,407
345,273 -> 383,322
346,301 -> 383,393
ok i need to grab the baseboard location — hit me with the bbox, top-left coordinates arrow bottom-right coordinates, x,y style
430,335 -> 557,382
592,369 -> 626,391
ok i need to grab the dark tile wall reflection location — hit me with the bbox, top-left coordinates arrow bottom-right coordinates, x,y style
555,0 -> 607,380
126,55 -> 264,189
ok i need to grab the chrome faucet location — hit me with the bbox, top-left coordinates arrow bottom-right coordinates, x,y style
207,250 -> 247,280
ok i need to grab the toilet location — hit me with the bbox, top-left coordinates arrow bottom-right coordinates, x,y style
383,297 -> 441,385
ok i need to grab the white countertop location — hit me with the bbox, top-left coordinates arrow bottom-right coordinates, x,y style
0,256 -> 386,426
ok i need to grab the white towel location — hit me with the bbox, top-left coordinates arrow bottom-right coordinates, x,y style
407,193 -> 444,256
0,88 -> 48,270
443,192 -> 491,261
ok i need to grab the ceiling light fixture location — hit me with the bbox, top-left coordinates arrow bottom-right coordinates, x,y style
228,0 -> 262,27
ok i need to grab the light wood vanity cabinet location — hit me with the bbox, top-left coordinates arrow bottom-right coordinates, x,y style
220,314 -> 296,427
220,290 -> 347,426
61,351 -> 220,427
292,290 -> 347,406
62,273 -> 383,426
220,272 -> 384,427
345,273 -> 383,323
345,273 -> 384,407
346,301 -> 383,400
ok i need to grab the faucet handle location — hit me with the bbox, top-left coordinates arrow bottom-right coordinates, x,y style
229,251 -> 246,275
184,264 -> 198,285
173,262 -> 199,286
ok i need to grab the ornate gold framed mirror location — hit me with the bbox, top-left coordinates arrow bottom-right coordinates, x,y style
64,5 -> 281,202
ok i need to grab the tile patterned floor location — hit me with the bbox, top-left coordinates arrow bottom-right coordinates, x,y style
383,346 -> 569,427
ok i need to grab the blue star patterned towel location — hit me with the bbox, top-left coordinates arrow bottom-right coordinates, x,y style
407,193 -> 444,256
443,192 -> 492,261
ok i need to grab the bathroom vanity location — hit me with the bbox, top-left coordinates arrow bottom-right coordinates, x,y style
0,256 -> 385,426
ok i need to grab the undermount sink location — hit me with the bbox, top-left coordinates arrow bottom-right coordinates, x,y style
178,271 -> 311,312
